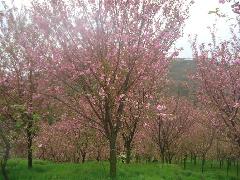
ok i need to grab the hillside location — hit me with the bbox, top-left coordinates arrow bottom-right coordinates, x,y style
168,59 -> 196,96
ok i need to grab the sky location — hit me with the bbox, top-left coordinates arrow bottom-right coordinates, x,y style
1,0 -> 237,58
176,0 -> 236,58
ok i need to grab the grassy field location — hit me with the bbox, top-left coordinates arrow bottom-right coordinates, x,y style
1,159 -> 239,180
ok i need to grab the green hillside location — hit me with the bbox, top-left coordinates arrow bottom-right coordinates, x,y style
168,59 -> 196,96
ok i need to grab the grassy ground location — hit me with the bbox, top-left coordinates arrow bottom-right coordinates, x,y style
1,159 -> 239,180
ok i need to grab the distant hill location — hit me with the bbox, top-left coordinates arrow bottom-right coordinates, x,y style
167,59 -> 196,97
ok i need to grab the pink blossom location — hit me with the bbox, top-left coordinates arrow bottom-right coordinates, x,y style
219,0 -> 225,4
156,104 -> 166,111
233,102 -> 240,108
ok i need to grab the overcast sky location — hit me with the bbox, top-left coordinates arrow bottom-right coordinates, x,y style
2,0 -> 237,58
176,0 -> 236,58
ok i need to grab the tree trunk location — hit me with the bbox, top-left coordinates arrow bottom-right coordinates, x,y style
193,155 -> 197,165
190,153 -> 193,164
169,157 -> 172,164
237,160 -> 239,177
109,137 -> 117,179
167,153 -> 173,164
125,142 -> 131,164
135,154 -> 140,163
96,149 -> 101,162
161,152 -> 165,164
27,66 -> 34,169
27,122 -> 33,169
1,146 -> 10,180
201,155 -> 205,173
0,130 -> 10,180
81,152 -> 86,163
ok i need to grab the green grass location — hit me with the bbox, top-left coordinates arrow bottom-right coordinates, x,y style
1,159 -> 239,180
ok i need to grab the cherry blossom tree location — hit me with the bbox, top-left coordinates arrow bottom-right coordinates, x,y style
121,73 -> 167,164
146,96 -> 193,164
189,109 -> 216,173
121,89 -> 147,164
36,117 -> 101,163
0,7 -> 47,169
32,0 -> 192,178
0,79 -> 17,180
193,38 -> 240,147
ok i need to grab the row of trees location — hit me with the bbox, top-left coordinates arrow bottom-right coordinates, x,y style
0,0 -> 239,180
21,95 -> 240,175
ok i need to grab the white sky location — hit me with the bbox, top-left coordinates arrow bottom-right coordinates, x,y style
1,0 -> 238,58
176,0 -> 237,58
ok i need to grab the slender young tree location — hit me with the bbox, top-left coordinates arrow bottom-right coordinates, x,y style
0,82 -> 15,180
121,74 -> 167,164
0,7 -> 47,168
146,96 -> 193,164
121,88 -> 147,164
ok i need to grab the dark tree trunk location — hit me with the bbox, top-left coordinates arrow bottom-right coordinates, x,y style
27,66 -> 34,169
161,151 -> 165,164
167,153 -> 173,164
1,146 -> 10,180
122,121 -> 137,165
210,161 -> 213,169
201,155 -> 205,173
161,155 -> 165,164
237,160 -> 239,177
27,122 -> 33,169
220,159 -> 224,169
168,157 -> 172,164
0,130 -> 10,180
135,154 -> 140,163
109,137 -> 117,179
96,149 -> 101,162
124,141 -> 131,164
193,155 -> 197,165
1,164 -> 8,180
81,152 -> 86,163
96,156 -> 100,162
190,153 -> 193,164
